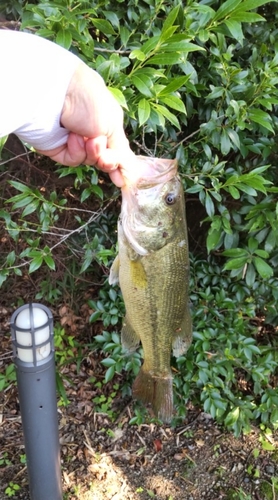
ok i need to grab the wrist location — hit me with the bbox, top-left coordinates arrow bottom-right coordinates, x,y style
60,63 -> 107,137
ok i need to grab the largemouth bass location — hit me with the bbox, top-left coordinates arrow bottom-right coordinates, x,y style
109,157 -> 192,422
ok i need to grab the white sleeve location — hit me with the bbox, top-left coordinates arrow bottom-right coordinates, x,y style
0,30 -> 82,150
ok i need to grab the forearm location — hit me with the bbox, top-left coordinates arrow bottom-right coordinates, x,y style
0,30 -> 80,149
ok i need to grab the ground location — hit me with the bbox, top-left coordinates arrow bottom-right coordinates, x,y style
1,303 -> 278,500
1,138 -> 278,500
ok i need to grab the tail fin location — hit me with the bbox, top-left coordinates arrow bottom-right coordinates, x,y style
132,367 -> 173,423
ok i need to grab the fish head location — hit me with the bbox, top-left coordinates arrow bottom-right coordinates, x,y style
120,157 -> 185,255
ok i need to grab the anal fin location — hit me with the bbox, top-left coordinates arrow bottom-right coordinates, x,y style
172,304 -> 192,358
121,315 -> 141,352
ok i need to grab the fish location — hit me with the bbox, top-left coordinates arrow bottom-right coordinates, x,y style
109,156 -> 192,422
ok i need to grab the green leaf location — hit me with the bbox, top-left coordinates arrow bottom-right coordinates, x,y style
44,254 -> 56,271
224,20 -> 244,43
108,288 -> 117,302
248,237 -> 258,252
246,263 -> 256,286
91,18 -> 115,35
90,185 -> 104,200
249,108 -> 274,133
265,230 -> 276,253
141,36 -> 160,56
101,358 -> 116,367
224,406 -> 240,426
214,0 -> 242,21
253,257 -> 273,279
228,186 -> 240,199
223,248 -> 248,257
0,272 -> 8,287
21,200 -> 40,217
230,11 -> 265,22
29,255 -> 43,273
6,251 -> 15,266
221,130 -> 231,155
236,183 -> 257,196
56,372 -> 69,405
159,95 -> 186,114
159,26 -> 178,44
161,4 -> 180,35
0,135 -> 7,159
238,0 -> 274,10
8,181 -> 32,193
80,188 -> 92,203
120,26 -> 131,47
261,439 -> 276,451
254,249 -> 269,258
104,365 -> 115,383
108,87 -> 128,109
147,53 -> 182,66
206,86 -> 225,100
131,74 -> 153,97
89,311 -> 101,323
129,49 -> 146,61
205,193 -> 215,217
158,76 -> 189,96
207,229 -> 222,252
224,257 -> 247,270
152,103 -> 180,129
138,98 -> 151,126
227,129 -> 241,149
56,29 -> 72,49
12,196 -> 35,209
162,40 -> 206,53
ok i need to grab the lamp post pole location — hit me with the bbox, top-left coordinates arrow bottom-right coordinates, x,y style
10,303 -> 63,500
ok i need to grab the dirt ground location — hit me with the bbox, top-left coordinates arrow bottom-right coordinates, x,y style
1,303 -> 278,500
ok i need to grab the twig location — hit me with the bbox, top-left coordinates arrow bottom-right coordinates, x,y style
132,139 -> 153,156
94,47 -> 131,54
0,21 -> 21,29
83,430 -> 95,456
49,199 -> 113,252
165,128 -> 201,156
0,351 -> 13,362
1,199 -> 114,273
0,152 -> 31,167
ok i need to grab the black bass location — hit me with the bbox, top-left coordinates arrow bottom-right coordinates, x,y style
109,157 -> 192,422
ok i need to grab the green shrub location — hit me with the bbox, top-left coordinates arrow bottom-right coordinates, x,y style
1,0 -> 278,433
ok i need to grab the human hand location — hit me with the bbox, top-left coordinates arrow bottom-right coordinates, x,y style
37,62 -> 135,187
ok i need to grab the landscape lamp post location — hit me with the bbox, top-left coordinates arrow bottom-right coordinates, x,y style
10,303 -> 63,500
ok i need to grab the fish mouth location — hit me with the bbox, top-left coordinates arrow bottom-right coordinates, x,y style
123,156 -> 178,188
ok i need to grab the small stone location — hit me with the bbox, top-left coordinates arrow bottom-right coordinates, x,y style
231,463 -> 243,472
266,465 -> 275,474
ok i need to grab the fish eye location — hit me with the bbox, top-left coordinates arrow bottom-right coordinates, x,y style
165,193 -> 176,205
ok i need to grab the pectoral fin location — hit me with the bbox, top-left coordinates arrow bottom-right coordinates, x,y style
121,315 -> 141,352
172,305 -> 192,358
109,255 -> 120,285
130,259 -> 147,288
